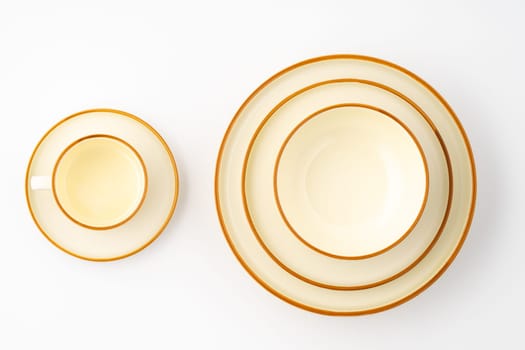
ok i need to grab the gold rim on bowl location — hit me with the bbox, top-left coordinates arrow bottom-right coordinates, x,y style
273,102 -> 430,260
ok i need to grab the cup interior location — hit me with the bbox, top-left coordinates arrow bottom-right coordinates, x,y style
53,135 -> 147,230
275,105 -> 428,258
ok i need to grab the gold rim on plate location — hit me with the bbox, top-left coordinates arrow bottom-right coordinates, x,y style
273,102 -> 430,260
241,78 -> 452,290
26,108 -> 180,262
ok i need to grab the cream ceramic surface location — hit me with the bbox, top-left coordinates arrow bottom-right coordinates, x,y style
26,109 -> 179,261
215,55 -> 475,314
276,104 -> 427,258
244,80 -> 448,288
53,135 -> 147,229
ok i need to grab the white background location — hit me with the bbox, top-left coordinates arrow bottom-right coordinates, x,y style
0,0 -> 523,348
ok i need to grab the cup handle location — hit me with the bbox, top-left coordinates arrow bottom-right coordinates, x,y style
30,176 -> 52,190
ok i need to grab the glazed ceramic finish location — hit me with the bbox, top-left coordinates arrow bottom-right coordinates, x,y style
276,105 -> 427,257
26,109 -> 179,261
215,55 -> 476,314
243,81 -> 448,288
53,135 -> 147,229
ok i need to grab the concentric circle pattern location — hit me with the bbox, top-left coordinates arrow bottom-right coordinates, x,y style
26,109 -> 179,261
215,55 -> 476,315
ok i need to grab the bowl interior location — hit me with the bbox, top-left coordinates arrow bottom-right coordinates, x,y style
276,105 -> 427,257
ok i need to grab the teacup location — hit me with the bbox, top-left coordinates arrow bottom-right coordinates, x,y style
33,134 -> 147,229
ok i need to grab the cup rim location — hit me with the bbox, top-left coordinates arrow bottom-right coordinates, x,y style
51,133 -> 149,230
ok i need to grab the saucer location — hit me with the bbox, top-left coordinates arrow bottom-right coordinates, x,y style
215,55 -> 476,314
26,109 -> 179,261
242,80 -> 450,289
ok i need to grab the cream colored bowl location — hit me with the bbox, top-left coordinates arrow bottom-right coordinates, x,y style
215,55 -> 476,315
26,109 -> 179,261
275,104 -> 428,258
243,79 -> 449,289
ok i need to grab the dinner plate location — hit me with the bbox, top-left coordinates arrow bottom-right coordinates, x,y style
26,109 -> 179,261
243,80 -> 451,289
215,55 -> 476,314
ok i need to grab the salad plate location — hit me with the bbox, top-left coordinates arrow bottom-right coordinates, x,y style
242,79 -> 452,289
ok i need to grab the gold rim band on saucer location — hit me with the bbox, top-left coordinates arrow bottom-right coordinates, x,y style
273,102 -> 430,260
216,55 -> 476,316
240,78 -> 452,290
26,108 -> 180,262
51,134 -> 149,231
